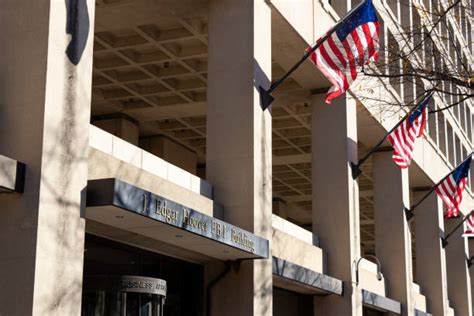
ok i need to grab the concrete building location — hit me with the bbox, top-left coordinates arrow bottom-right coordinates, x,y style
0,0 -> 472,315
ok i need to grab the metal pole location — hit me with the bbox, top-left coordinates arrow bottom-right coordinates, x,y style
405,153 -> 473,221
259,0 -> 367,110
351,92 -> 433,179
351,105 -> 418,179
441,210 -> 474,248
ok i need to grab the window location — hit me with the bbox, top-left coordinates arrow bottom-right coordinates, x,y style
455,137 -> 461,165
447,123 -> 454,166
438,112 -> 447,157
428,100 -> 437,144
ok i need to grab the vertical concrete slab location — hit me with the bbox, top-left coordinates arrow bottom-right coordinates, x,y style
140,135 -> 197,174
414,192 -> 449,315
206,0 -> 272,315
445,217 -> 473,316
373,151 -> 415,316
0,0 -> 95,315
311,94 -> 362,316
93,116 -> 139,146
469,239 -> 474,310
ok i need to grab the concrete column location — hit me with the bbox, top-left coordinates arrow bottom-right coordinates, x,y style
446,216 -> 473,316
206,0 -> 272,315
414,192 -> 449,315
470,239 -> 474,309
311,94 -> 362,316
92,115 -> 139,146
0,1 -> 95,315
373,151 -> 414,316
140,135 -> 198,174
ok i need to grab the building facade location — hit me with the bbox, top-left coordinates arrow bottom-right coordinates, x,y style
0,0 -> 472,315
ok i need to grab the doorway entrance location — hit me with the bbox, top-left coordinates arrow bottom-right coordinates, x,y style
82,275 -> 166,316
81,234 -> 204,316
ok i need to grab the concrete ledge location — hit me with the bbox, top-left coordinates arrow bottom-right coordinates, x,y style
272,256 -> 342,295
413,282 -> 428,313
415,310 -> 432,316
0,154 -> 25,193
272,228 -> 324,274
89,125 -> 212,198
272,214 -> 313,245
362,289 -> 401,314
359,259 -> 386,296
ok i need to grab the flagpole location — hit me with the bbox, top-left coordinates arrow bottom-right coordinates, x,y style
350,104 -> 419,179
441,210 -> 474,248
404,153 -> 473,221
259,0 -> 367,110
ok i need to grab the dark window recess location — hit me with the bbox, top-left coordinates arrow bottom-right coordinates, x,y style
273,287 -> 313,316
82,234 -> 204,316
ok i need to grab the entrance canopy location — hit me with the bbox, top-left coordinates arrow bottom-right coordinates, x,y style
86,178 -> 269,261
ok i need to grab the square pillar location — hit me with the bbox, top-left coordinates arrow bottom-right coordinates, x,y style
373,151 -> 415,315
206,0 -> 272,315
414,192 -> 449,315
140,135 -> 198,174
92,115 -> 139,146
0,0 -> 95,315
311,94 -> 362,316
469,239 -> 474,308
446,216 -> 473,315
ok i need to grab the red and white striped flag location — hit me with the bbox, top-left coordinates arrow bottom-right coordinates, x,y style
463,212 -> 474,238
307,0 -> 380,104
387,95 -> 430,168
436,155 -> 472,218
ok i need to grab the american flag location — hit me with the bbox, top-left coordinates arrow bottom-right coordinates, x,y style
436,154 -> 472,218
463,212 -> 474,238
307,0 -> 379,104
387,95 -> 430,168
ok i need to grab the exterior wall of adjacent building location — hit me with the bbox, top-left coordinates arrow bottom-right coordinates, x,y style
0,0 -> 472,315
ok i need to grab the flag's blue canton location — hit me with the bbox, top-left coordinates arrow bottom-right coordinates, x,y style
408,94 -> 431,126
335,0 -> 378,42
453,155 -> 472,183
308,0 -> 380,103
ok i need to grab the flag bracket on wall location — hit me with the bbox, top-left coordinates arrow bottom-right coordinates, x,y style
351,162 -> 363,179
441,238 -> 449,248
467,257 -> 474,268
404,207 -> 414,222
259,87 -> 275,110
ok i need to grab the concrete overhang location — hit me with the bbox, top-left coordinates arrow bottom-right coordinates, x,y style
0,154 -> 25,193
270,0 -> 334,91
362,289 -> 401,314
86,178 -> 269,261
272,256 -> 343,296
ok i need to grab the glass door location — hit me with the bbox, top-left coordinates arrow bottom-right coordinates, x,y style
120,292 -> 164,316
82,275 -> 166,316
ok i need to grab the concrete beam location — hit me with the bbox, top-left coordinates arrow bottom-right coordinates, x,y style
0,0 -> 95,314
446,217 -> 473,315
414,192 -> 449,315
273,153 -> 311,165
125,101 -> 207,121
312,93 -> 362,315
206,0 -> 273,315
373,151 -> 415,316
